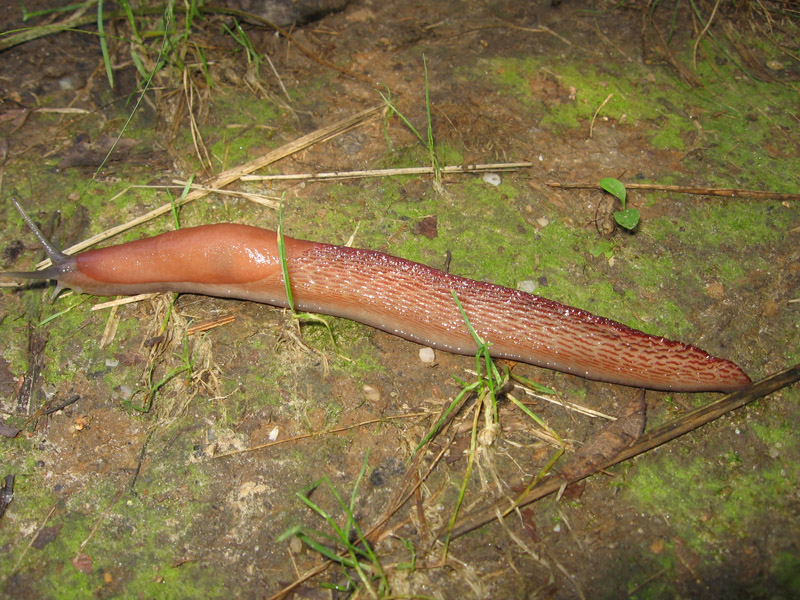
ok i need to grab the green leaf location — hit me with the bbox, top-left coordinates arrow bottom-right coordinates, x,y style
589,239 -> 617,258
599,177 -> 626,204
614,208 -> 640,231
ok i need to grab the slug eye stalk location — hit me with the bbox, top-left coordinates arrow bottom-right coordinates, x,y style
0,200 -> 78,294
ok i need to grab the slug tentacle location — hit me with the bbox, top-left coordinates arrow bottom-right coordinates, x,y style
12,199 -> 71,266
1,200 -> 78,296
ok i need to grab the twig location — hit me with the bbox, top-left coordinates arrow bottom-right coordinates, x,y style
241,162 -> 533,182
589,94 -> 613,139
546,181 -> 800,201
74,488 -> 126,562
457,22 -> 572,46
34,104 -> 384,269
213,411 -> 433,458
18,394 -> 81,431
186,315 -> 237,336
693,0 -> 723,71
91,293 -> 159,311
7,504 -> 57,579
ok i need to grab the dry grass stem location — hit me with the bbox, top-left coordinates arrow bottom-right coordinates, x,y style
241,161 -> 533,182
547,180 -> 800,201
213,411 -> 434,458
186,315 -> 237,336
693,0 -> 723,71
91,293 -> 159,311
33,105 -> 384,270
589,93 -> 613,138
463,369 -> 615,420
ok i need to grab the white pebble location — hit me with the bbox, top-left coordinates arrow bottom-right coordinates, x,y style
419,347 -> 436,364
482,172 -> 501,187
362,384 -> 381,403
268,426 -> 280,442
517,280 -> 538,294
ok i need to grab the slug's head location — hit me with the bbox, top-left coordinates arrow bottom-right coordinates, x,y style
1,199 -> 78,296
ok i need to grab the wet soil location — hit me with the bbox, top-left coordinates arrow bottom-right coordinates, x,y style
0,1 -> 799,598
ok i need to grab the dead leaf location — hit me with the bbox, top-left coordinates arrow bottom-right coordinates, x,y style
58,135 -> 138,169
412,215 -> 438,239
72,553 -> 93,574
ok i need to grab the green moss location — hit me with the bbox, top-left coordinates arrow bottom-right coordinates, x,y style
185,96 -> 281,172
750,415 -> 800,455
462,53 -> 800,193
771,551 -> 800,598
465,56 -> 694,148
626,410 -> 800,561
642,201 -> 791,283
11,486 -> 228,600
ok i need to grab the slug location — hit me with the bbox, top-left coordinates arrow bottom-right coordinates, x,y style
2,201 -> 751,393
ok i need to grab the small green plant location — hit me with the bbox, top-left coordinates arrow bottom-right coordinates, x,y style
276,203 -> 335,339
378,56 -> 441,186
277,453 -> 390,597
600,177 -> 640,231
590,239 -> 618,259
418,292 -> 563,559
166,175 -> 194,229
222,19 -> 263,70
128,329 -> 195,413
725,450 -> 743,465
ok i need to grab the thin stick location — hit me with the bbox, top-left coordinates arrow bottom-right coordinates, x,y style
693,0 -> 723,72
212,411 -> 433,458
241,162 -> 533,182
589,93 -> 613,139
33,105 -> 384,269
547,181 -> 800,201
7,504 -> 58,578
186,315 -> 237,336
90,293 -> 159,310
443,363 -> 800,540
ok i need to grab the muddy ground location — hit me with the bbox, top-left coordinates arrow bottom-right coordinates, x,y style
0,0 -> 798,598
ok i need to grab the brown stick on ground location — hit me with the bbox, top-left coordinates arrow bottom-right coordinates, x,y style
443,363 -> 800,541
547,181 -> 800,202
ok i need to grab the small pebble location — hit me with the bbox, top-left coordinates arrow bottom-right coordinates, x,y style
268,426 -> 280,442
114,385 -> 133,401
105,358 -> 119,368
517,280 -> 538,294
362,384 -> 381,403
482,172 -> 501,187
289,536 -> 303,554
419,347 -> 436,364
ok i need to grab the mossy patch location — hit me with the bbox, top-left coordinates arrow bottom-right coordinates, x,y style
622,393 -> 800,592
465,56 -> 695,149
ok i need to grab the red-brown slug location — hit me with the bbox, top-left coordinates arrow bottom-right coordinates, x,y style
2,201 -> 751,392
